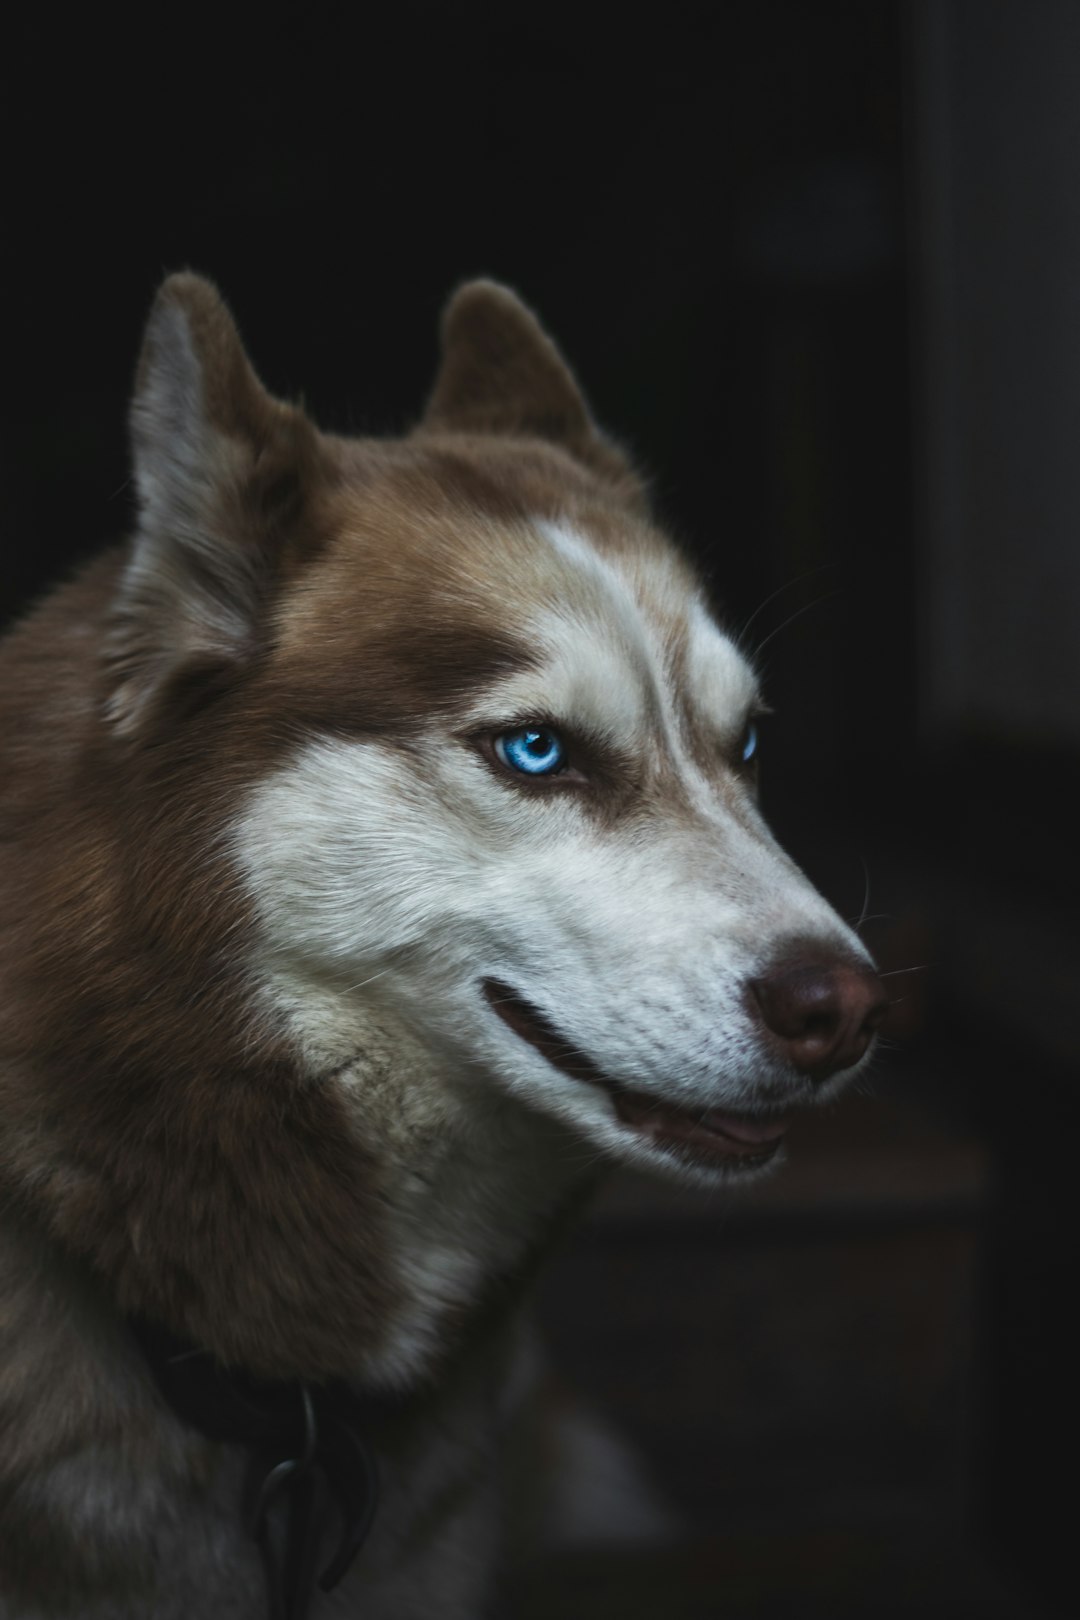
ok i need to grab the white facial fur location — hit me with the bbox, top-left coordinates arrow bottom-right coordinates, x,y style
234,518 -> 871,1200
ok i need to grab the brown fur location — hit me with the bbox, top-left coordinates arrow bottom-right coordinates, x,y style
0,274 -> 664,1614
421,281 -> 641,493
0,277 -> 654,1372
0,549 -> 403,1382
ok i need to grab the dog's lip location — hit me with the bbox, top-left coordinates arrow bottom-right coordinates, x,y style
481,978 -> 790,1166
610,1089 -> 790,1164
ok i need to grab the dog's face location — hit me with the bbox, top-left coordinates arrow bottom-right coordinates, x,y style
118,276 -> 883,1195
231,475 -> 879,1189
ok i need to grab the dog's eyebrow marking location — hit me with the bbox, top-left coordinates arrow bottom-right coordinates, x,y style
526,520 -> 758,788
531,518 -> 673,735
683,598 -> 760,740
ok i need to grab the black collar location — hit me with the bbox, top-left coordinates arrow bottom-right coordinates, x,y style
129,1315 -> 399,1620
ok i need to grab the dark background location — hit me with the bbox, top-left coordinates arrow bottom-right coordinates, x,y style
3,2 -> 1076,1615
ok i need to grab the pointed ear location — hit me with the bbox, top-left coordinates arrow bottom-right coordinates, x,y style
107,272 -> 323,737
419,280 -> 636,485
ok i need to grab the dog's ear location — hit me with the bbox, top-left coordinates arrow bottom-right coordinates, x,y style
107,273 -> 324,737
419,280 -> 636,485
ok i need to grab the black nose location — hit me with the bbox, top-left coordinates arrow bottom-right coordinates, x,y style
749,954 -> 887,1081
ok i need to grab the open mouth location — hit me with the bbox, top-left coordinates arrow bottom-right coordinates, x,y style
481,978 -> 790,1169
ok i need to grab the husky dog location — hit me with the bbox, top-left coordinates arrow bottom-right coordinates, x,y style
0,276 -> 884,1618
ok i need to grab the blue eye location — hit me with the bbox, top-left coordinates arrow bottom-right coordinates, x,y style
741,721 -> 759,764
493,726 -> 567,777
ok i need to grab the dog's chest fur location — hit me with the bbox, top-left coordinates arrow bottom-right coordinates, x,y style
0,1206 -> 539,1620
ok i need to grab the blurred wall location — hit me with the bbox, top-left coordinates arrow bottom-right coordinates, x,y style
912,0 -> 1080,748
908,11 -> 1080,1607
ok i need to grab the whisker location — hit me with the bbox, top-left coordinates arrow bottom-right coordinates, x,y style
752,590 -> 839,663
734,562 -> 840,650
856,856 -> 872,934
342,962 -> 398,995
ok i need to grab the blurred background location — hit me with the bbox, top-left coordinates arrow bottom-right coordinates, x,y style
3,2 -> 1076,1614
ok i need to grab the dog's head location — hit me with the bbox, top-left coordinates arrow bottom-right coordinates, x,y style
115,274 -> 883,1190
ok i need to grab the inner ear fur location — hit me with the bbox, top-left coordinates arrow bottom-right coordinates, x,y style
108,272 -> 324,739
419,279 -> 637,485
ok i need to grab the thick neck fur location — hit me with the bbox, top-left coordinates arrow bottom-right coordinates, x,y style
0,552 -> 592,1393
0,275 -> 641,1393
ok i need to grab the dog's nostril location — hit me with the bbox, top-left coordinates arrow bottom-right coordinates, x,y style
751,964 -> 842,1039
750,956 -> 886,1081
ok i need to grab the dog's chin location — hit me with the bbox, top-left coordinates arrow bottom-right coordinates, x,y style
480,979 -> 792,1180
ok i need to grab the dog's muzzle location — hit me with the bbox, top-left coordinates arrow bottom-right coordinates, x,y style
481,978 -> 796,1169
